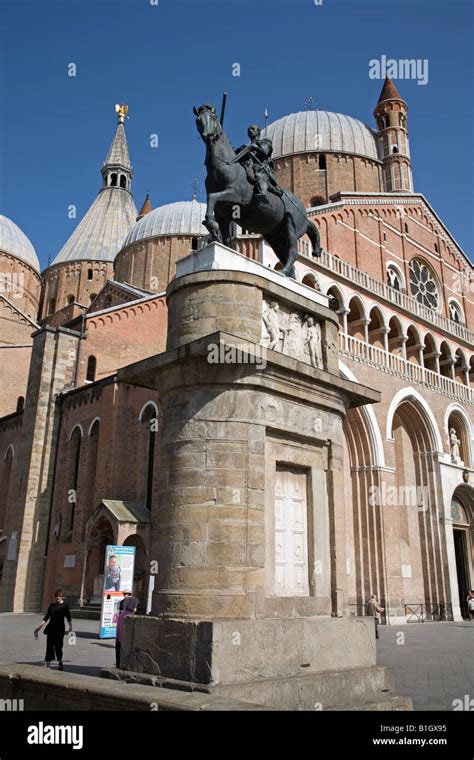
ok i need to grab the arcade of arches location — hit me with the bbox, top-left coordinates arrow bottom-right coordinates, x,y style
343,395 -> 473,622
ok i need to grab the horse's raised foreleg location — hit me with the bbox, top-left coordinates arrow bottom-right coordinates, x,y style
281,214 -> 299,279
204,190 -> 241,242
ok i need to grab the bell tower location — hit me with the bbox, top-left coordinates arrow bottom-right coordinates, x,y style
101,104 -> 133,191
374,77 -> 413,192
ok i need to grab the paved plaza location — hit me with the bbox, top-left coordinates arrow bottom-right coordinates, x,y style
0,613 -> 472,710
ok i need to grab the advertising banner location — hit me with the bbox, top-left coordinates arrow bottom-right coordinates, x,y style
99,545 -> 136,638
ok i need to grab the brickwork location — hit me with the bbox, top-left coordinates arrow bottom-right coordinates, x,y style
115,235 -> 198,294
273,153 -> 382,207
308,196 -> 474,331
0,253 -> 42,320
41,380 -> 159,606
75,295 -> 167,386
40,260 -> 114,321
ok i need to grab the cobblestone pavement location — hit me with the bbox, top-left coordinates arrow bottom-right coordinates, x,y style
1,614 -> 472,710
377,620 -> 474,711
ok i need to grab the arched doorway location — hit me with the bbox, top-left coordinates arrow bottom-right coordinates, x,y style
391,396 -> 449,614
451,487 -> 473,619
83,515 -> 115,603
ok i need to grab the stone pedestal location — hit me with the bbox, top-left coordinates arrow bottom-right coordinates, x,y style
118,244 -> 408,710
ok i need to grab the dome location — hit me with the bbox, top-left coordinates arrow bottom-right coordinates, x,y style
122,199 -> 207,248
0,215 -> 40,272
52,189 -> 137,265
262,111 -> 379,161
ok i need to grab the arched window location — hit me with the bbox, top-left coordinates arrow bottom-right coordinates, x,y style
310,195 -> 325,207
67,294 -> 75,305
140,405 -> 158,511
83,420 -> 100,536
68,427 -> 82,535
448,299 -> 464,325
386,264 -> 404,292
0,447 -> 14,532
120,175 -> 127,189
319,154 -> 326,170
111,173 -> 117,187
87,269 -> 93,281
409,258 -> 439,310
86,356 -> 97,383
16,396 -> 24,412
404,222 -> 409,234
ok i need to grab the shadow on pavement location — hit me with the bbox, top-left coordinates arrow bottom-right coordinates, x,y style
73,631 -> 101,640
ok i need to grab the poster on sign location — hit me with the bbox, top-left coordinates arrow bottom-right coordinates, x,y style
100,545 -> 136,638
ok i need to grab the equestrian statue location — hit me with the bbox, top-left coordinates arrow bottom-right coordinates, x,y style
194,104 -> 322,279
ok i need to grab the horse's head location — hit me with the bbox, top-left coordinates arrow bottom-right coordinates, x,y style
193,104 -> 222,143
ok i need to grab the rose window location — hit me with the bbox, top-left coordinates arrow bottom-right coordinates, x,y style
409,259 -> 439,309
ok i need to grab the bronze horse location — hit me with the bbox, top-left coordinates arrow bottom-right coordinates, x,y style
194,104 -> 321,278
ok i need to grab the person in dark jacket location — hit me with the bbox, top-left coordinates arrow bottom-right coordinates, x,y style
34,589 -> 73,670
115,596 -> 138,668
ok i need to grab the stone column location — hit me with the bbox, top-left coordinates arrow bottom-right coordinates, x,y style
340,308 -> 349,351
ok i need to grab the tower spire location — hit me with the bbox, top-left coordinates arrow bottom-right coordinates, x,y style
136,193 -> 153,221
101,105 -> 133,191
374,79 -> 413,193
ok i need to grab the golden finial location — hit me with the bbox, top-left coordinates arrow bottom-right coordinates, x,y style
115,103 -> 129,124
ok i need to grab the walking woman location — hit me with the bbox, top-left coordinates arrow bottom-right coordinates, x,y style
34,589 -> 73,670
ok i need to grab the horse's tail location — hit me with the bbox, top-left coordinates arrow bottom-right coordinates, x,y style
306,219 -> 322,258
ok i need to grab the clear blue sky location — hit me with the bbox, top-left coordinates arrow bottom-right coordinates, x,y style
1,0 -> 472,270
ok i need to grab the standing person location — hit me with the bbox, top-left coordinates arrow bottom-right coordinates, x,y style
115,596 -> 138,669
467,592 -> 474,621
367,593 -> 384,639
118,591 -> 132,612
34,589 -> 73,670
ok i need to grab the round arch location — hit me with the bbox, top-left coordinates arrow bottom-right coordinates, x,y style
88,417 -> 101,436
69,423 -> 84,441
138,401 -> 159,422
3,444 -> 14,460
340,361 -> 385,466
386,387 -> 443,452
325,283 -> 347,310
445,403 -> 473,467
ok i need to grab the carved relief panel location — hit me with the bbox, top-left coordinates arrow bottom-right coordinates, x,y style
261,299 -> 324,370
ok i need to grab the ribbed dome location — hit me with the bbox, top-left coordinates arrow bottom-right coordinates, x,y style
122,200 -> 207,248
262,111 -> 378,161
0,215 -> 40,272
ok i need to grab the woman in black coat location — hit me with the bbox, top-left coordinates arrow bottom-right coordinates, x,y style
34,589 -> 73,670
